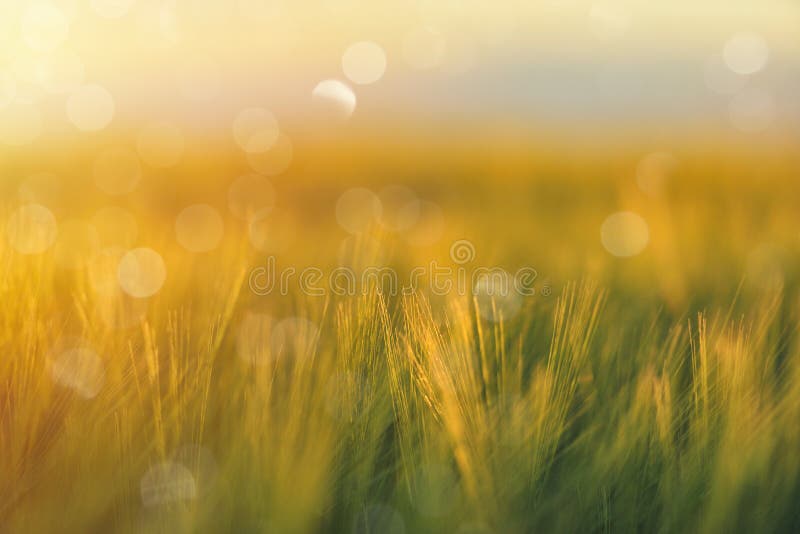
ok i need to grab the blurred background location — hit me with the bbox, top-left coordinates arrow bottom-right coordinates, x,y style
1,0 -> 799,313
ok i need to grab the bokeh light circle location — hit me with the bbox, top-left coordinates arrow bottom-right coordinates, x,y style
50,346 -> 105,399
473,271 -> 522,322
21,2 -> 70,52
118,247 -> 167,298
270,317 -> 319,362
342,41 -> 387,85
311,79 -> 357,120
140,462 -> 197,507
336,188 -> 382,234
7,203 -> 58,254
723,32 -> 769,75
600,211 -> 649,257
66,84 -> 115,131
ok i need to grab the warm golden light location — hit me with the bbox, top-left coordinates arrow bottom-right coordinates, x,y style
2,1 -> 800,532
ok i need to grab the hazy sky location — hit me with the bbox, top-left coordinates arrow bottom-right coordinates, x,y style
1,0 -> 798,136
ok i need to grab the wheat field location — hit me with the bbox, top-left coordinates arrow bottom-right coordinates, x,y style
3,139 -> 800,533
3,1 -> 800,532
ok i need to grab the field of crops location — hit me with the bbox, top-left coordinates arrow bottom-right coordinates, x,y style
2,1 -> 800,532
3,131 -> 800,533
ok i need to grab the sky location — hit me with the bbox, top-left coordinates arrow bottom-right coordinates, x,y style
1,0 -> 798,140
